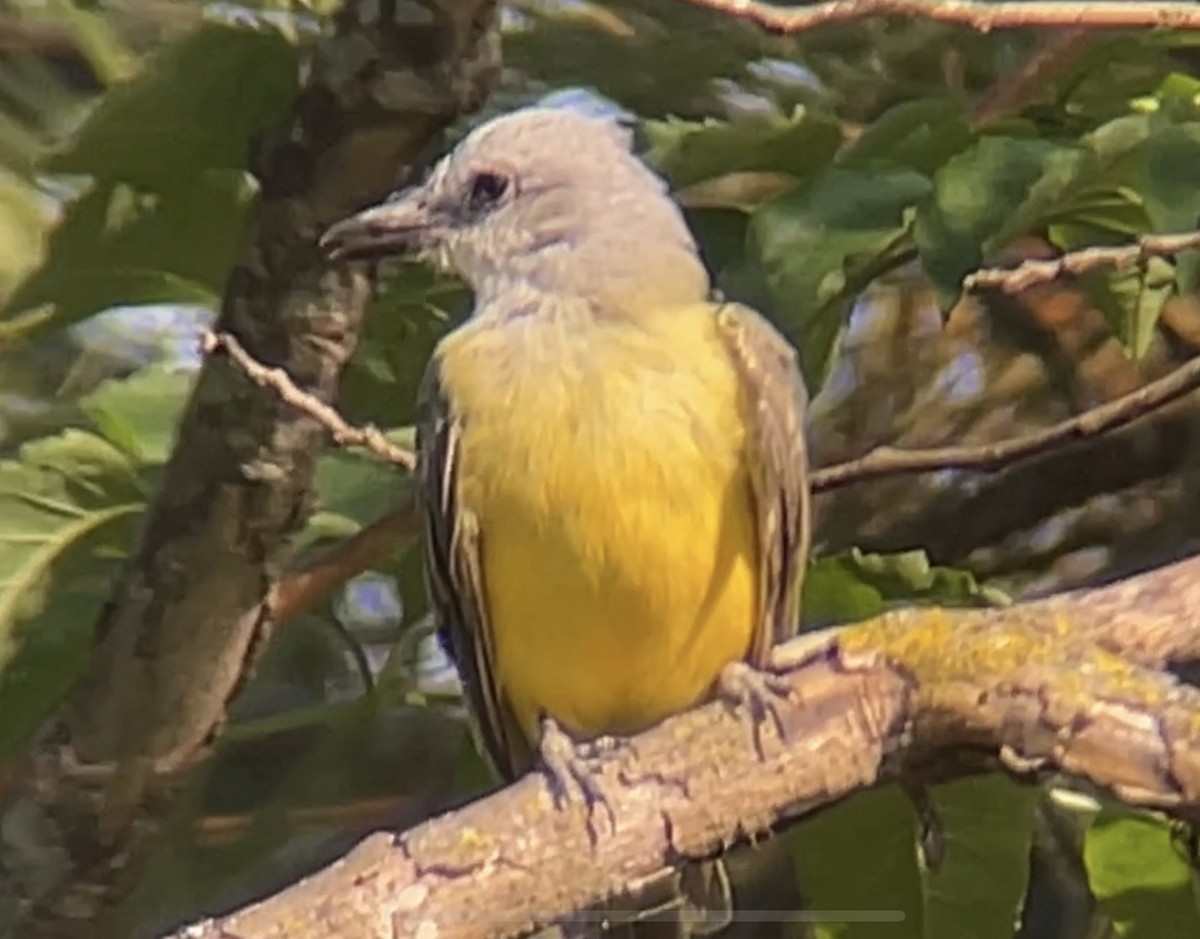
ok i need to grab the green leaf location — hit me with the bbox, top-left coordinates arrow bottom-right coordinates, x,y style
1146,71 -> 1200,124
802,548 -> 1006,629
340,263 -> 466,428
790,777 -> 1036,939
1084,806 -> 1200,938
0,429 -> 150,755
688,208 -> 753,288
0,168 -> 48,293
751,166 -> 930,387
791,784 -> 922,939
1135,123 -> 1200,232
79,365 -> 196,464
1,173 -> 251,337
923,776 -> 1037,939
643,107 -> 842,191
1061,38 -> 1192,128
1132,122 -> 1200,292
45,21 -> 300,189
505,1 -> 770,124
801,557 -> 886,627
838,98 -> 973,176
307,448 -> 416,542
914,136 -> 1073,304
913,113 -> 1200,308
1077,257 -> 1176,359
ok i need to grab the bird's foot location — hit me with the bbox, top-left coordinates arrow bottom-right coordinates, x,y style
716,660 -> 794,760
538,716 -> 618,845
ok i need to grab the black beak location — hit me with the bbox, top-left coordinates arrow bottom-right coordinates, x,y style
320,191 -> 430,262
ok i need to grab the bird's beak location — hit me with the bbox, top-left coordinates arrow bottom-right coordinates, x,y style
320,188 -> 432,262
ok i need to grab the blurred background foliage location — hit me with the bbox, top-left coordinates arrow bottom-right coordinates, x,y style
1,1 -> 1200,937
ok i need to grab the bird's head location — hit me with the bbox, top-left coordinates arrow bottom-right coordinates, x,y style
321,107 -> 708,311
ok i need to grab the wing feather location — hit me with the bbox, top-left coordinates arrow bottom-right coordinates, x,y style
715,303 -> 811,662
416,358 -> 532,780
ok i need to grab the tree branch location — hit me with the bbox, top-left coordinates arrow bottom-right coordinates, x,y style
809,352 -> 1200,491
0,2 -> 499,936
964,231 -> 1200,293
201,320 -> 1200,625
162,551 -> 1200,939
273,496 -> 422,624
225,336 -> 1200,517
203,330 -> 417,470
674,0 -> 1200,34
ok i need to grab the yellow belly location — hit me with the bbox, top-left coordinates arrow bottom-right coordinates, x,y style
439,303 -> 759,742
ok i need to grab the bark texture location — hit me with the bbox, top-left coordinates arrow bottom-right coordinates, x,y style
0,3 -> 499,936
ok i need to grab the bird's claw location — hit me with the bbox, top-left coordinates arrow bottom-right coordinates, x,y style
717,660 -> 794,760
538,716 -> 618,845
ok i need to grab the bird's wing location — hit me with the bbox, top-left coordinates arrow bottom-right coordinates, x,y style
715,303 -> 812,661
416,357 -> 532,781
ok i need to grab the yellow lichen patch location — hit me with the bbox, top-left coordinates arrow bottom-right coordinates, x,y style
834,607 -> 1173,710
457,827 -> 494,851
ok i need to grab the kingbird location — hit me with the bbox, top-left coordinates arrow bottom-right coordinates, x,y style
322,107 -> 811,937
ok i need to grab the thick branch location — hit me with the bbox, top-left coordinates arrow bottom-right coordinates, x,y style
164,552 -> 1200,939
675,0 -> 1200,34
1035,553 -> 1200,668
0,2 -> 499,936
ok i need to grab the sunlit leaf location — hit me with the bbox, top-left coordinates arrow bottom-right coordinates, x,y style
0,168 -> 47,293
0,429 -> 150,754
802,548 -> 1006,630
1078,256 -> 1176,360
1084,806 -> 1200,938
79,364 -> 195,463
45,21 -> 299,189
1,173 -> 251,338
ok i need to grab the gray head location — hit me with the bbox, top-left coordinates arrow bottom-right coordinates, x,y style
321,107 -> 709,314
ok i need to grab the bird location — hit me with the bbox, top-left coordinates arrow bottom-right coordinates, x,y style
321,106 -> 811,937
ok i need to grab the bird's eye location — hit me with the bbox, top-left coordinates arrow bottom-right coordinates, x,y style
466,171 -> 510,211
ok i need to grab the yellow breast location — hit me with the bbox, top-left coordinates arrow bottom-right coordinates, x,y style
437,302 -> 759,742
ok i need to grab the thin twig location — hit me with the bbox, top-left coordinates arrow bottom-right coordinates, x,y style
969,28 -> 1097,128
811,354 -> 1200,491
273,498 -> 422,624
202,330 -> 417,470
676,0 -> 1200,34
207,320 -> 1200,507
964,231 -> 1200,293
